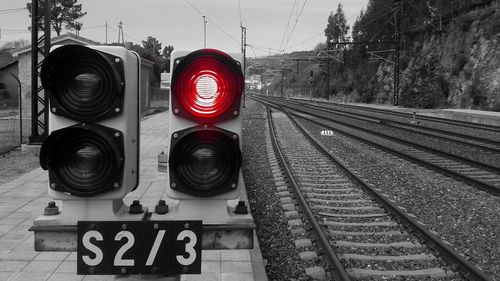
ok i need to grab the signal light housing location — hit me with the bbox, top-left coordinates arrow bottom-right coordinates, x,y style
166,49 -> 245,201
40,45 -> 140,201
40,123 -> 124,197
170,49 -> 244,123
159,49 -> 255,245
169,126 -> 242,197
41,44 -> 125,122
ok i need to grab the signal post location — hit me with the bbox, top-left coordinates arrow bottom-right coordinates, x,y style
154,49 -> 254,249
30,45 -> 255,277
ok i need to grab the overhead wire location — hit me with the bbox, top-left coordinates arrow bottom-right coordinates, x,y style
0,8 -> 26,15
279,0 -> 298,53
183,0 -> 240,46
282,0 -> 308,52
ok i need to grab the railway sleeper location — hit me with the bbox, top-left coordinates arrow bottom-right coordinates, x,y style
340,253 -> 436,261
345,267 -> 455,279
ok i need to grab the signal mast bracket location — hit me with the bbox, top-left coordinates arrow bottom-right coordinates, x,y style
30,199 -> 148,251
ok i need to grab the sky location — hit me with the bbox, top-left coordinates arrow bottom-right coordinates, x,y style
0,0 -> 368,57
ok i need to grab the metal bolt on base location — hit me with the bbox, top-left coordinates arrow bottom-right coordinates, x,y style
44,201 -> 60,216
234,200 -> 248,214
129,200 -> 144,214
155,200 -> 169,214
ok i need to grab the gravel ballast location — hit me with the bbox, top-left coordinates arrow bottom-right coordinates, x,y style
242,100 -> 327,281
296,116 -> 500,279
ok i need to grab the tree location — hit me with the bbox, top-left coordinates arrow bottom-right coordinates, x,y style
26,0 -> 87,36
162,45 -> 174,59
0,39 -> 30,54
324,3 -> 350,50
142,36 -> 162,57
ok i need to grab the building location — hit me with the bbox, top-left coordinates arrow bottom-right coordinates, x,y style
0,60 -> 19,111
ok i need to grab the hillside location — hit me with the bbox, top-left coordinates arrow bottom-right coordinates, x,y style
249,1 -> 500,112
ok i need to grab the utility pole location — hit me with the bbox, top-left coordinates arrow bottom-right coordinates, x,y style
105,21 -> 108,44
29,0 -> 51,144
117,21 -> 124,45
282,68 -> 286,98
241,26 -> 246,106
326,60 -> 331,100
203,15 -> 207,48
393,0 -> 401,106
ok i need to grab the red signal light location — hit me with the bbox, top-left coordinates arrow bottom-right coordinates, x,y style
171,49 -> 244,123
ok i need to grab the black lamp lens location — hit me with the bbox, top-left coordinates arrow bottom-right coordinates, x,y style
188,146 -> 221,187
71,73 -> 102,102
40,125 -> 124,196
170,129 -> 242,196
69,144 -> 102,181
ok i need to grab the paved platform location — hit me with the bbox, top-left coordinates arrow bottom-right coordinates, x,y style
0,111 -> 267,281
300,97 -> 500,126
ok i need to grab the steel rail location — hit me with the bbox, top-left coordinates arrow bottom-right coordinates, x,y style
257,96 -> 500,175
266,106 -> 351,281
320,99 -> 500,134
253,96 -> 500,197
291,99 -> 500,153
270,103 -> 494,281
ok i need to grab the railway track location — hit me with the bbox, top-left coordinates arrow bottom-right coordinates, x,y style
265,104 -> 493,280
289,99 -> 500,153
253,95 -> 500,196
296,98 -> 500,140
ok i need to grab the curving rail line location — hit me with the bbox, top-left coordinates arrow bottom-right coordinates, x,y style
264,102 -> 493,280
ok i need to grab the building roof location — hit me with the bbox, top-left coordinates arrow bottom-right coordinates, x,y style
0,60 -> 18,70
12,33 -> 101,57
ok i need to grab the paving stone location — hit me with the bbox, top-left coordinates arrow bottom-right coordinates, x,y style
0,272 -> 17,281
55,261 -> 76,273
201,261 -> 220,273
0,249 -> 9,259
10,272 -> 52,281
220,261 -> 253,273
221,249 -> 251,261
47,273 -> 84,281
201,250 -> 221,261
299,251 -> 318,261
2,250 -> 38,261
23,260 -> 61,273
221,272 -> 255,281
0,260 -> 29,271
34,251 -> 69,261
305,266 -> 327,280
180,272 -> 220,281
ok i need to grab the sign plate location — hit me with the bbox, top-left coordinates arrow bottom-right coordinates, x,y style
77,220 -> 202,275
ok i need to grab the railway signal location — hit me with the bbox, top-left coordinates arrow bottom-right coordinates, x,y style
167,49 -> 244,199
156,49 -> 254,247
38,44 -> 143,222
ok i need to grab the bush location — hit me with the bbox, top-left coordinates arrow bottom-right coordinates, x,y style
400,78 -> 446,109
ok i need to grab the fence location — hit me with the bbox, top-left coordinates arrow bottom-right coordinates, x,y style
0,108 -> 29,154
150,87 -> 169,110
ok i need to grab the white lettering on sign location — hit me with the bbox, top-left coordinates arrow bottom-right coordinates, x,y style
114,231 -> 135,266
146,230 -> 166,266
82,230 -> 104,266
176,230 -> 197,266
